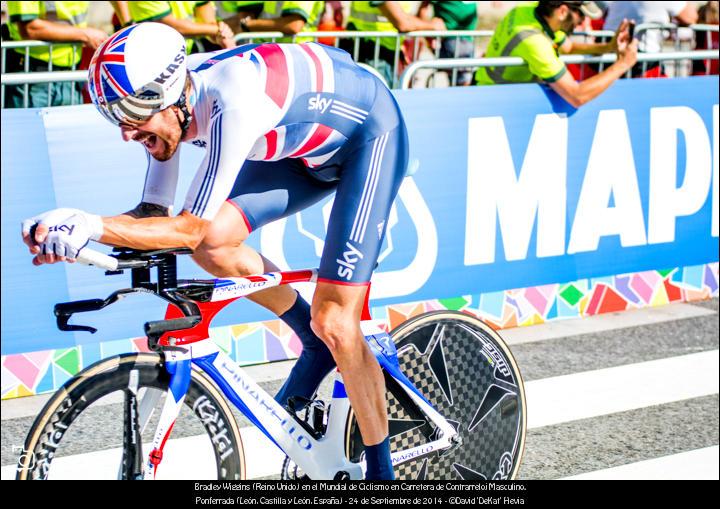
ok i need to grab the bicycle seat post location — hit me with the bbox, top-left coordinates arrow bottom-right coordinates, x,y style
157,254 -> 178,291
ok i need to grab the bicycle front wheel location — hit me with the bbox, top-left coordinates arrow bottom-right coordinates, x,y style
346,311 -> 527,480
16,353 -> 245,480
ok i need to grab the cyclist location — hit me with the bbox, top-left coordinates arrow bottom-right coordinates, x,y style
21,22 -> 408,481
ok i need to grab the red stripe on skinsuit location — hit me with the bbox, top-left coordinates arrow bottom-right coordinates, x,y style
255,44 -> 289,108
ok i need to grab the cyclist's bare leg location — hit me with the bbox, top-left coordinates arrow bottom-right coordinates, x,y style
311,281 -> 388,445
194,201 -> 337,408
192,201 -> 297,315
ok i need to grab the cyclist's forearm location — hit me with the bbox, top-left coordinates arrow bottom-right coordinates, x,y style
99,211 -> 208,250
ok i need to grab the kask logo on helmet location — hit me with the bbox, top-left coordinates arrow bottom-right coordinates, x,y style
153,49 -> 186,87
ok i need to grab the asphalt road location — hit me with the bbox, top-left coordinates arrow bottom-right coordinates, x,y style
3,298 -> 718,480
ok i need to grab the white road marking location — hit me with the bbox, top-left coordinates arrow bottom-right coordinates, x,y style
525,350 -> 719,429
562,446 -> 719,480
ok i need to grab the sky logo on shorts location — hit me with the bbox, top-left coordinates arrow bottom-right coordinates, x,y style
308,94 -> 368,125
337,241 -> 364,281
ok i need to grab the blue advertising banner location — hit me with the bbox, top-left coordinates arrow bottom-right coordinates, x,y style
1,77 -> 718,355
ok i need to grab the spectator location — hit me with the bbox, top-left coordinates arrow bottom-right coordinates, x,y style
604,1 -> 698,76
693,1 -> 719,75
4,1 -> 108,108
317,1 -> 344,45
110,0 -> 132,31
221,1 -> 263,35
417,1 -> 478,86
2,1 -> 10,41
340,1 -> 446,86
235,1 -> 324,43
126,1 -> 235,53
476,1 -> 638,109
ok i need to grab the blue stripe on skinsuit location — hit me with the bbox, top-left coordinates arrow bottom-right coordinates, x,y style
193,44 -> 261,71
199,117 -> 222,217
192,115 -> 221,215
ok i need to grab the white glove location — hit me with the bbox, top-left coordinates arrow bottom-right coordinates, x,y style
39,212 -> 104,260
21,208 -> 85,242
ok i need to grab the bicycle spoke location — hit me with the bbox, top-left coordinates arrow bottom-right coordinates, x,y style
427,327 -> 454,406
415,459 -> 428,480
388,418 -> 427,439
468,384 -> 517,432
452,463 -> 486,480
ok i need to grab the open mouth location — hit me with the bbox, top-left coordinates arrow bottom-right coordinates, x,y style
143,134 -> 159,151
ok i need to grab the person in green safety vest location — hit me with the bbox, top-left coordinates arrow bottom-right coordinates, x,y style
127,1 -> 235,53
476,1 -> 639,108
234,1 -> 324,43
4,1 -> 108,108
340,1 -> 446,86
418,1 -> 478,86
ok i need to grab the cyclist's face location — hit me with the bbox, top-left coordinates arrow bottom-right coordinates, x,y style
119,107 -> 182,161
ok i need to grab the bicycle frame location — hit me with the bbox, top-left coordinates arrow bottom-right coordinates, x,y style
142,268 -> 459,480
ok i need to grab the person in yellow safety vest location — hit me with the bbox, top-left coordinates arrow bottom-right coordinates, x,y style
235,1 -> 324,43
476,1 -> 639,109
340,1 -> 446,86
4,1 -> 108,108
126,1 -> 235,53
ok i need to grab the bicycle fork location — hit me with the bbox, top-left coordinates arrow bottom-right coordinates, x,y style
120,349 -> 192,480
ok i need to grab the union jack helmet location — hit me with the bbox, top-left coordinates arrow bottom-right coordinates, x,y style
88,22 -> 187,126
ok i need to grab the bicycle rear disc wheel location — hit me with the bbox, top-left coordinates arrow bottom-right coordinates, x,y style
16,353 -> 245,480
346,311 -> 526,480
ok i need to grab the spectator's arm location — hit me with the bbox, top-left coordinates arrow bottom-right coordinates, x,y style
561,39 -> 613,54
417,1 -> 432,20
194,1 -> 235,47
20,19 -> 107,49
549,40 -> 638,107
243,14 -> 306,35
154,13 -> 224,38
674,3 -> 699,25
561,19 -> 631,55
110,1 -> 132,26
379,1 -> 445,32
194,1 -> 217,23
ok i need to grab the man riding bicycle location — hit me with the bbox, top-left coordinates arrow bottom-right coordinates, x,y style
20,22 -> 408,481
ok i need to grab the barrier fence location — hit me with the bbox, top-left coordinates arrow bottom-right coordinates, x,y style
2,24 -> 718,105
400,49 -> 720,89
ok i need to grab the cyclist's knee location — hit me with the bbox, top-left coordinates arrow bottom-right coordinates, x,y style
310,307 -> 362,355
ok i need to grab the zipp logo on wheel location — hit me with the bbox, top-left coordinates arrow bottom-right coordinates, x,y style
336,241 -> 364,280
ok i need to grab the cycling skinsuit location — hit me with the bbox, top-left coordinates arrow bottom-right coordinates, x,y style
141,42 -> 409,285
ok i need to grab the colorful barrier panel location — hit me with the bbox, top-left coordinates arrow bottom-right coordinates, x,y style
2,77 -> 718,398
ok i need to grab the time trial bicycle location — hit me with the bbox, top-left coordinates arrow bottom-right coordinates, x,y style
16,246 -> 526,480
